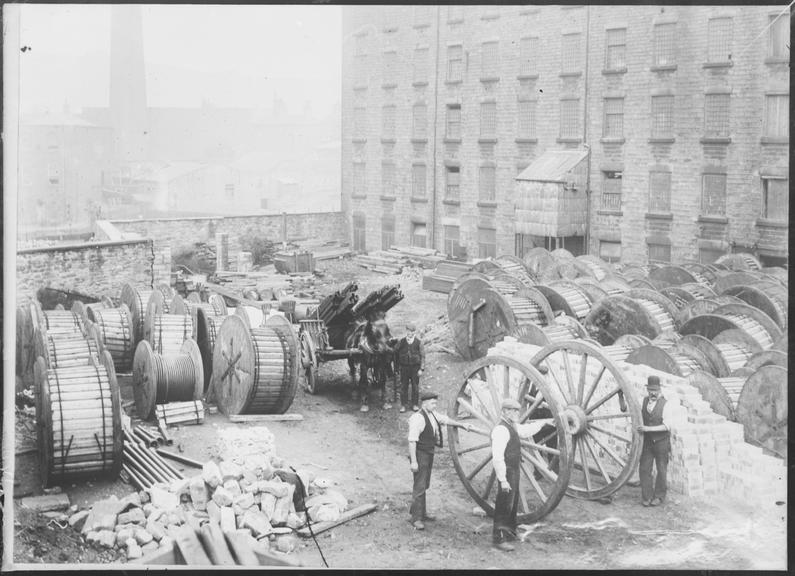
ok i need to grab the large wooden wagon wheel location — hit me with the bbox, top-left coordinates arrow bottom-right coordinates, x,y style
449,355 -> 573,523
530,340 -> 642,500
299,329 -> 319,394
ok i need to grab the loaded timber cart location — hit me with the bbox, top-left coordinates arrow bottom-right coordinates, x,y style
448,340 -> 643,521
34,350 -> 123,487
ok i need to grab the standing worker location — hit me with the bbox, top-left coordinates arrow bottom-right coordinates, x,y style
407,391 -> 471,530
396,322 -> 425,413
637,375 -> 672,507
490,398 -> 546,552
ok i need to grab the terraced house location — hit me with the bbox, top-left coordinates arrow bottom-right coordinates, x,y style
341,5 -> 789,267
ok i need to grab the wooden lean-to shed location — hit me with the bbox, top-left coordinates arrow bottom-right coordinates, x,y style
515,149 -> 589,239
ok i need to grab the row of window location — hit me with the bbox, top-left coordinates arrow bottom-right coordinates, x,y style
599,240 -> 738,266
353,93 -> 789,142
355,15 -> 789,85
599,171 -> 788,220
350,213 -> 494,259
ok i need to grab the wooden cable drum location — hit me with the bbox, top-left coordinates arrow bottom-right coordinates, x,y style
760,266 -> 788,288
494,254 -> 537,286
119,283 -> 154,347
712,271 -> 765,295
603,333 -> 652,363
512,315 -> 586,347
715,252 -> 762,272
712,329 -> 760,373
208,294 -> 229,316
144,290 -> 195,356
85,304 -> 134,373
678,282 -> 717,300
625,344 -> 695,377
680,261 -> 718,286
744,348 -> 788,371
236,304 -> 269,329
506,286 -> 555,327
549,248 -> 574,262
132,339 -> 203,420
39,308 -> 86,336
489,273 -> 526,295
186,292 -> 202,303
687,370 -> 738,421
573,277 -> 610,304
711,303 -> 782,350
582,294 -> 660,346
471,259 -> 502,276
736,365 -> 787,459
625,288 -> 679,334
171,294 -> 217,340
572,255 -> 610,281
722,284 -> 787,330
34,327 -> 101,370
537,281 -> 593,320
628,277 -> 657,290
34,350 -> 122,487
676,294 -> 744,325
449,285 -> 516,361
211,315 -> 298,416
155,283 -> 175,309
71,296 -> 114,320
647,265 -> 698,288
522,247 -> 555,279
679,333 -> 732,377
616,263 -> 649,281
196,307 -> 225,392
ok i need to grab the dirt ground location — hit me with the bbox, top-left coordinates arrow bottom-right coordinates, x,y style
12,260 -> 787,569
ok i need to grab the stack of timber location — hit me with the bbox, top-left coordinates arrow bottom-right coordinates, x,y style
351,251 -> 404,275
350,284 -> 404,320
156,400 -> 206,427
422,260 -> 473,294
303,240 -> 352,261
316,282 -> 359,327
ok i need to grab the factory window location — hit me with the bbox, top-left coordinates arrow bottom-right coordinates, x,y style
446,165 -> 460,199
412,164 -> 427,197
605,28 -> 626,70
382,105 -> 396,139
353,106 -> 367,139
601,171 -> 622,211
383,51 -> 398,82
560,98 -> 581,139
413,47 -> 429,83
649,170 -> 671,213
701,173 -> 727,216
704,94 -> 730,138
480,101 -> 497,139
768,14 -> 790,60
648,243 -> 671,264
764,95 -> 789,138
599,240 -> 622,263
561,33 -> 581,74
479,165 -> 496,202
651,95 -> 674,138
761,177 -> 789,221
519,37 -> 539,76
353,162 -> 366,197
707,17 -> 733,63
225,184 -> 235,201
447,5 -> 464,23
354,54 -> 367,86
382,161 -> 396,197
353,212 -> 367,252
411,223 -> 427,248
653,22 -> 676,67
481,41 -> 499,79
381,214 -> 396,250
446,104 -> 462,139
517,99 -> 537,139
444,225 -> 463,259
603,98 -> 624,139
478,228 -> 497,259
447,45 -> 463,82
413,103 -> 428,139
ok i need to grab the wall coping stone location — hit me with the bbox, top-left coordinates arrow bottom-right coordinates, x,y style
18,238 -> 151,255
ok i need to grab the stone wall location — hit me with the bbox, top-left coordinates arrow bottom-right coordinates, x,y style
16,239 -> 155,302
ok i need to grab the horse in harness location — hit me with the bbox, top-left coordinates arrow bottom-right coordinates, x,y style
346,311 -> 396,412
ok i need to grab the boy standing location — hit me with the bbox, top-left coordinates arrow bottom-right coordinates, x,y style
396,322 -> 424,413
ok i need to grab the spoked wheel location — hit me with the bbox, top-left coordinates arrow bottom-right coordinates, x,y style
530,340 -> 642,500
449,355 -> 573,523
299,330 -> 319,394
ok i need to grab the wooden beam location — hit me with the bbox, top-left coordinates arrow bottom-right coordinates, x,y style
228,414 -> 304,423
296,503 -> 378,538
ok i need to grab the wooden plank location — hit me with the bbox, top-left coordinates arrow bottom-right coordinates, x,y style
228,414 -> 304,422
19,493 -> 71,512
296,503 -> 378,538
173,524 -> 213,565
224,530 -> 260,566
199,521 -> 237,566
131,542 -> 180,565
252,548 -> 302,567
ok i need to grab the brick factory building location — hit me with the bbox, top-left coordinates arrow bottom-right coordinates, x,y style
341,5 -> 789,267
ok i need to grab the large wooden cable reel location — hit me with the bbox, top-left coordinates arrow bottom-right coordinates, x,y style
448,354 -> 572,523
144,290 -> 194,356
119,283 -> 154,347
522,247 -> 555,279
715,252 -> 762,272
722,284 -> 788,331
511,315 -> 588,348
602,334 -> 651,363
34,326 -> 101,370
85,303 -> 134,373
508,286 -> 555,328
448,280 -> 516,361
299,325 -> 319,394
676,294 -> 744,325
582,294 -> 659,346
196,307 -> 225,393
35,350 -> 123,488
686,370 -> 736,420
735,365 -> 787,460
679,261 -> 718,286
647,265 -> 698,288
573,277 -> 609,304
712,271 -> 765,295
710,303 -> 782,350
536,281 -> 593,321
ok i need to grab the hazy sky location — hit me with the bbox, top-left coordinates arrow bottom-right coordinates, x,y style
17,4 -> 342,116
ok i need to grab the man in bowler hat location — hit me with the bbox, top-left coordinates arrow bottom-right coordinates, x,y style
637,375 -> 673,506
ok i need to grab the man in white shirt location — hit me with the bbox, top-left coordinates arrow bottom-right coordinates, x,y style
490,398 -> 546,552
637,375 -> 673,507
407,391 -> 471,530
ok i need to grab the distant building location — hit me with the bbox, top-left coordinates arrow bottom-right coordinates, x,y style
18,113 -> 114,237
341,5 -> 789,266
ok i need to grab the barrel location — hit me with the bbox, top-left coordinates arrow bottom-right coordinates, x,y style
34,351 -> 123,487
120,284 -> 155,347
35,328 -> 101,370
86,304 -> 134,373
132,339 -> 204,420
211,315 -> 299,415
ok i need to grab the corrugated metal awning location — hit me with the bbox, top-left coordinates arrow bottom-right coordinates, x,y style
516,149 -> 589,183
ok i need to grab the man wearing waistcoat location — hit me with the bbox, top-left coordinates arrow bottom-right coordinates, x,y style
491,398 -> 544,552
407,391 -> 471,530
637,375 -> 673,507
396,322 -> 425,413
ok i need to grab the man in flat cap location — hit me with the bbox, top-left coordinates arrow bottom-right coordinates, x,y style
490,397 -> 548,552
395,322 -> 425,413
637,375 -> 673,507
407,391 -> 471,530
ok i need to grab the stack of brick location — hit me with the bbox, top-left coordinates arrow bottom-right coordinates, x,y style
487,338 -> 786,509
